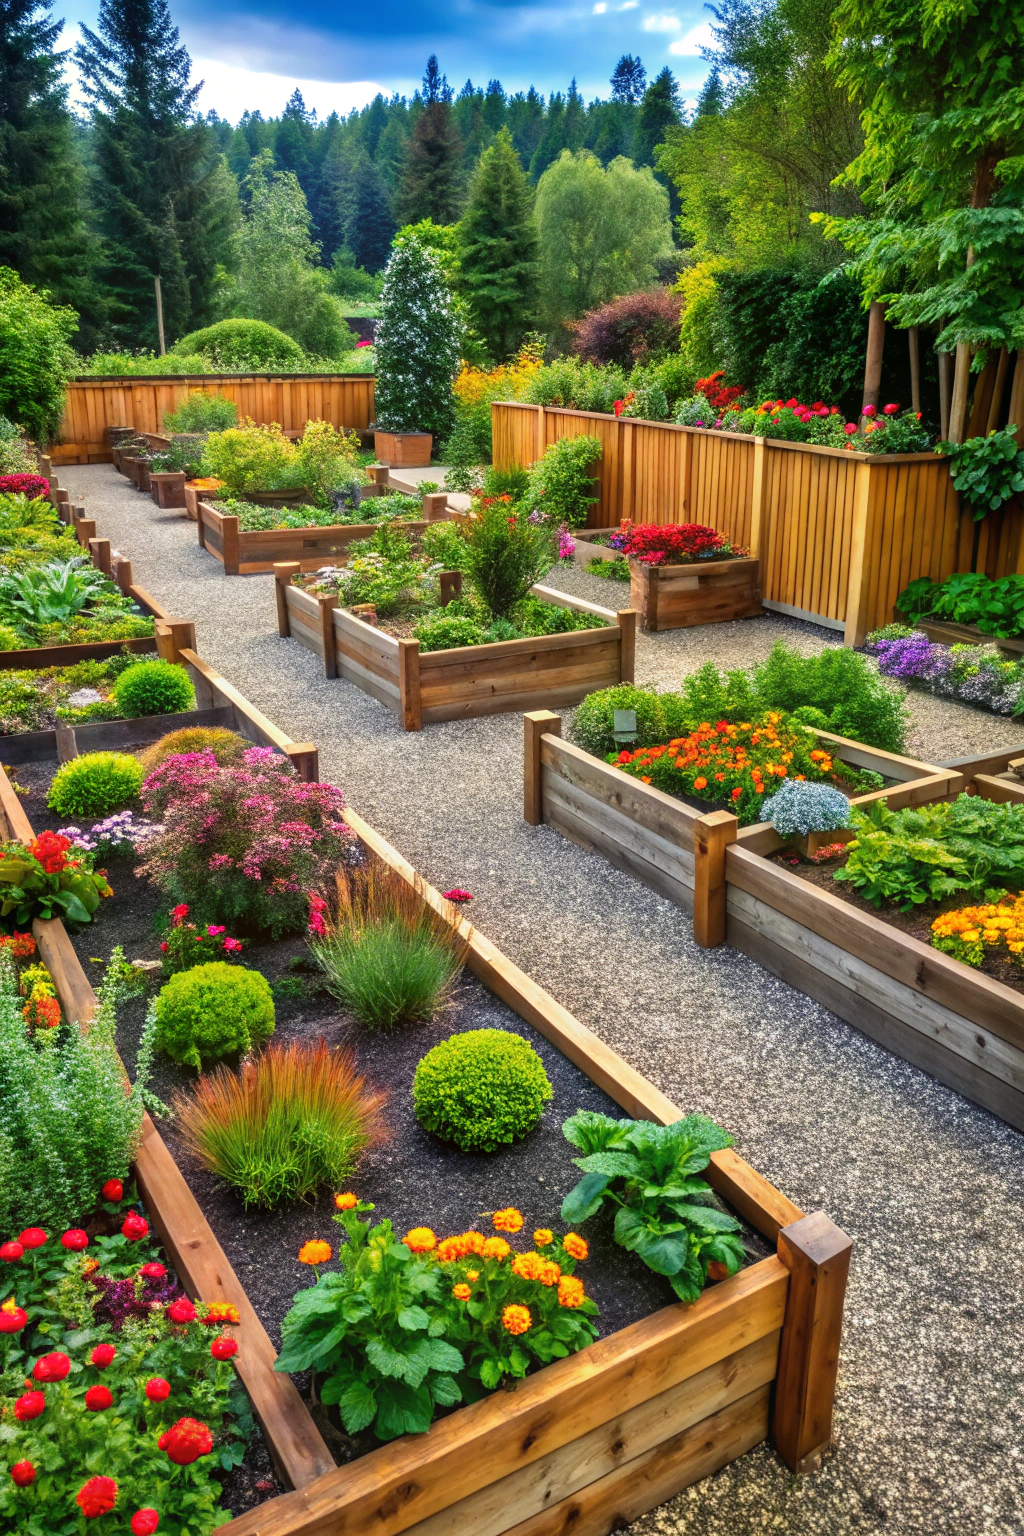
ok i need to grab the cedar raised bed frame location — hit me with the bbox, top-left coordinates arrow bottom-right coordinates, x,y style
274,574 -> 638,730
629,555 -> 762,632
525,712 -> 1024,1131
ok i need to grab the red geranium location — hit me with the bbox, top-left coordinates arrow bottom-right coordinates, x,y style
121,1212 -> 149,1241
85,1384 -> 114,1411
442,889 -> 473,903
166,1297 -> 196,1324
619,521 -> 740,567
140,1262 -> 166,1280
32,1351 -> 71,1381
62,1228 -> 89,1251
132,1512 -> 161,1535
19,1227 -> 47,1249
694,371 -> 744,411
145,1377 -> 171,1402
90,1343 -> 116,1368
77,1476 -> 118,1518
10,1460 -> 36,1487
158,1417 -> 214,1465
0,1240 -> 23,1262
210,1335 -> 237,1361
102,1178 -> 124,1202
14,1390 -> 45,1421
0,1305 -> 27,1333
27,831 -> 72,874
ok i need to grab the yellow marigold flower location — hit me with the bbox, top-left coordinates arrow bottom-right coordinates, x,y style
533,1229 -> 554,1248
463,1231 -> 486,1255
512,1252 -> 544,1280
452,1283 -> 472,1301
558,1275 -> 586,1308
402,1227 -> 437,1254
334,1192 -> 358,1210
539,1261 -> 561,1286
205,1301 -> 241,1325
482,1237 -> 510,1260
298,1240 -> 332,1266
561,1233 -> 588,1262
466,1269 -> 480,1282
502,1304 -> 532,1336
1,1297 -> 16,1314
83,1258 -> 100,1275
492,1208 -> 524,1233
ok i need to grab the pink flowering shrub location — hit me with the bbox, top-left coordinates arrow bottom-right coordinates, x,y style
139,747 -> 358,936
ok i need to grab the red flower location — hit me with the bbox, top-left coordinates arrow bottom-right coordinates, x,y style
0,1240 -> 23,1262
222,936 -> 243,953
85,1384 -> 113,1412
442,889 -> 473,903
27,830 -> 72,874
77,1476 -> 118,1518
170,904 -> 189,922
121,1212 -> 149,1241
166,1297 -> 196,1324
62,1228 -> 89,1251
132,1511 -> 161,1535
210,1335 -> 238,1361
731,786 -> 743,799
158,1416 -> 214,1465
10,1461 -> 36,1487
145,1377 -> 171,1402
159,940 -> 169,951
90,1343 -> 117,1368
102,1178 -> 124,1202
14,1390 -> 45,1421
0,1305 -> 27,1334
861,403 -> 877,418
140,1262 -> 167,1280
843,423 -> 858,435
19,1227 -> 47,1249
883,402 -> 900,415
33,1351 -> 71,1380
0,474 -> 48,498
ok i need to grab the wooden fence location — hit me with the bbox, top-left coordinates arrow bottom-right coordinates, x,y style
493,402 -> 1024,642
54,374 -> 376,465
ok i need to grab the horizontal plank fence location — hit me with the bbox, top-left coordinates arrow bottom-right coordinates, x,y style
493,402 -> 1024,642
54,374 -> 376,465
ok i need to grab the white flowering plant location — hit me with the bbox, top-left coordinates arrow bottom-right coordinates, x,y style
760,779 -> 852,837
374,239 -> 463,441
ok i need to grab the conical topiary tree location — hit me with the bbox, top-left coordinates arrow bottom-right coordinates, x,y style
374,237 -> 463,441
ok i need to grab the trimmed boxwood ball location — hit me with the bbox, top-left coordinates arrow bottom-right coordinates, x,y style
112,659 -> 196,718
154,961 -> 275,1070
413,1029 -> 553,1152
570,684 -> 666,759
48,751 -> 143,818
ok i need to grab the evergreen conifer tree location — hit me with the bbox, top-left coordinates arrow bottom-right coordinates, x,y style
349,153 -> 396,272
633,66 -> 682,167
696,65 -> 726,118
375,236 -> 462,439
459,126 -> 539,359
610,55 -> 647,105
398,56 -> 464,223
529,92 -> 566,180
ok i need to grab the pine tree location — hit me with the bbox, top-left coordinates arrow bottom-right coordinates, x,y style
696,65 -> 726,118
564,80 -> 587,151
482,80 -> 506,134
398,58 -> 464,223
610,55 -> 646,106
633,67 -> 682,167
0,0 -> 97,319
459,127 -> 539,359
509,87 -> 545,169
75,0 -> 235,346
530,93 -> 566,180
349,154 -> 396,273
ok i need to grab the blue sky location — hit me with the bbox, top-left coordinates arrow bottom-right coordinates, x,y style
58,0 -> 716,123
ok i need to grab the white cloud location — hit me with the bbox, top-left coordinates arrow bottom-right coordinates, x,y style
669,19 -> 715,54
191,57 -> 385,121
593,2 -> 607,10
620,2 -> 639,8
644,12 -> 680,30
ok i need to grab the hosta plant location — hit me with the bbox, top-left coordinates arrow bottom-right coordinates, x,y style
560,1111 -> 745,1302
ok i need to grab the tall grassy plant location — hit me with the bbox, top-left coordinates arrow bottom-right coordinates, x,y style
312,865 -> 468,1030
173,1040 -> 385,1208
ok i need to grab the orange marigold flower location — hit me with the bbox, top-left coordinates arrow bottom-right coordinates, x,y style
298,1240 -> 331,1266
402,1227 -> 436,1254
561,1233 -> 588,1262
334,1192 -> 358,1210
502,1304 -> 532,1336
465,1269 -> 480,1282
693,776 -> 707,790
492,1208 -> 523,1233
482,1237 -> 510,1261
511,1252 -> 544,1281
204,1302 -> 240,1326
533,1229 -> 554,1248
452,1284 -> 472,1301
539,1261 -> 561,1286
558,1276 -> 586,1308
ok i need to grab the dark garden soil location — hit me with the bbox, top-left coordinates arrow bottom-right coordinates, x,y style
769,847 -> 1024,996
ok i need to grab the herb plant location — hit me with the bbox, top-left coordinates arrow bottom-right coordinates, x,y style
560,1112 -> 745,1302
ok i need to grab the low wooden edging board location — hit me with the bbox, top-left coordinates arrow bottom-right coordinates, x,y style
197,491 -> 458,575
0,765 -> 334,1491
901,615 -> 1024,659
630,556 -> 763,633
274,576 -> 637,730
217,806 -> 851,1536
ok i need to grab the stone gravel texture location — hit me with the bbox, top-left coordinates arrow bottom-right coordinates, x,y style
63,465 -> 1024,1536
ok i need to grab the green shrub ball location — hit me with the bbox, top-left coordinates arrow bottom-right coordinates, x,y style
154,962 -> 275,1070
112,659 -> 196,718
48,751 -> 144,818
413,1029 -> 553,1153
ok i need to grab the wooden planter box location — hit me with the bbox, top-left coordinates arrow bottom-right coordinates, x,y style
275,575 -> 636,729
197,491 -> 456,576
150,470 -> 187,509
630,556 -> 762,631
375,430 -> 432,467
570,528 -> 623,568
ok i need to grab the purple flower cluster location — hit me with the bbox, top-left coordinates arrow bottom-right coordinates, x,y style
868,631 -> 1024,716
89,1267 -> 182,1331
58,810 -> 162,855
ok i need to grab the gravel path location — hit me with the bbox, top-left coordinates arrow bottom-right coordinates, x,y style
63,466 -> 1024,1536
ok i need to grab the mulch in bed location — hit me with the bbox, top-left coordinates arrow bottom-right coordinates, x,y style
12,749 -> 773,1472
771,847 -> 1024,996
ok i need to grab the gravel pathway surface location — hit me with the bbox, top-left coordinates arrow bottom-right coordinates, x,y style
63,466 -> 1024,1536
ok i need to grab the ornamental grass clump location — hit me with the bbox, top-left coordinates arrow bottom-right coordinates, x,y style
139,725 -> 248,776
174,1040 -> 385,1208
139,746 -> 356,936
311,864 -> 468,1030
154,961 -> 275,1070
413,1030 -> 553,1152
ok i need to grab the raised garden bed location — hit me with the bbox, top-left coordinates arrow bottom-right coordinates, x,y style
198,489 -> 460,576
2,746 -> 851,1531
901,615 -> 1024,658
275,575 -> 636,729
630,555 -> 763,632
374,430 -> 432,467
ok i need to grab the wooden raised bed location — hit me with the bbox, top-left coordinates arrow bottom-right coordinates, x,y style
275,576 -> 637,729
630,555 -> 762,632
197,489 -> 457,576
897,614 -> 1024,659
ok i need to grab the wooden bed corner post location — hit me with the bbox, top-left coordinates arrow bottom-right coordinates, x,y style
54,485 -> 69,515
221,513 -> 241,576
616,609 -> 637,683
274,563 -> 300,638
422,491 -> 448,521
155,619 -> 197,667
843,459 -> 876,647
692,810 -> 738,948
370,463 -> 390,486
439,570 -> 463,607
398,638 -> 422,731
76,517 -> 97,549
773,1211 -> 853,1474
113,557 -> 133,594
88,537 -> 112,576
524,710 -> 561,825
317,594 -> 339,680
284,742 -> 319,782
749,437 -> 768,561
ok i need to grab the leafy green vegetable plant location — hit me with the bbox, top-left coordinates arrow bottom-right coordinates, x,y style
0,557 -> 108,633
560,1111 -> 745,1302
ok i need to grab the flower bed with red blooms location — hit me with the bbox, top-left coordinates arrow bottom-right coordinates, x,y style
617,520 -> 746,567
0,1186 -> 250,1534
0,474 -> 49,499
0,831 -> 111,929
159,904 -> 245,974
694,371 -> 744,412
611,711 -> 843,824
